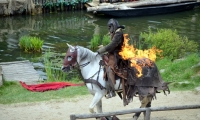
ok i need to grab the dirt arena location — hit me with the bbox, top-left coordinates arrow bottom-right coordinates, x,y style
0,91 -> 200,120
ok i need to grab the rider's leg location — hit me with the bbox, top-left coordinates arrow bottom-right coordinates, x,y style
107,67 -> 116,98
142,95 -> 152,120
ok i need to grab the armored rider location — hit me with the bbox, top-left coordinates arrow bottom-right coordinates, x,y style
97,18 -> 125,98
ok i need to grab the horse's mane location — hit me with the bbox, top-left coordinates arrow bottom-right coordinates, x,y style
77,46 -> 100,62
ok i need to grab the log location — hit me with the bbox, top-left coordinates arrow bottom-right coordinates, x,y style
70,105 -> 200,119
87,0 -> 197,12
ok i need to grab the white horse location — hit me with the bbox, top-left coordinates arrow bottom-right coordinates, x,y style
62,44 -> 122,113
61,43 -> 170,119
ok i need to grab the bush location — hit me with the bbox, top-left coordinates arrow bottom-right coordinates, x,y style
90,34 -> 111,50
90,34 -> 101,50
102,34 -> 110,46
19,36 -> 43,52
140,29 -> 198,60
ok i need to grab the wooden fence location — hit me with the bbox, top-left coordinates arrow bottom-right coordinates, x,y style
70,104 -> 200,120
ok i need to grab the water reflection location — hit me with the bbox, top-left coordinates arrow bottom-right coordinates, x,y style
0,9 -> 200,62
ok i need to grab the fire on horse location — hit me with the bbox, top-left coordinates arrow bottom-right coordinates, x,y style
61,43 -> 170,120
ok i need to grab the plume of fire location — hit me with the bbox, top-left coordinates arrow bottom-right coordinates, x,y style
119,34 -> 163,77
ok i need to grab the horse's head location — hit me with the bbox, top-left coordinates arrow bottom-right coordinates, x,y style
62,43 -> 77,72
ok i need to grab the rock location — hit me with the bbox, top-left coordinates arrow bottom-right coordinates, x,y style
160,69 -> 165,73
195,86 -> 200,92
32,62 -> 44,69
178,81 -> 190,84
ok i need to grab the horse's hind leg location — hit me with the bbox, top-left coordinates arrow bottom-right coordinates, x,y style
133,95 -> 152,120
89,93 -> 103,113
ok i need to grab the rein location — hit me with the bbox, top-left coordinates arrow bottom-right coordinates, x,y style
66,47 -> 106,90
79,61 -> 90,68
77,60 -> 106,90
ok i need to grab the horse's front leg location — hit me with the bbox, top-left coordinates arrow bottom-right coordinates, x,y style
89,92 -> 104,113
133,95 -> 152,120
96,99 -> 102,113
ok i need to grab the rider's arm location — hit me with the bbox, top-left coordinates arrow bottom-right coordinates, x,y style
97,31 -> 123,54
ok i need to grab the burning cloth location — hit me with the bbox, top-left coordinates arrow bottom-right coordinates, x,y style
116,34 -> 170,104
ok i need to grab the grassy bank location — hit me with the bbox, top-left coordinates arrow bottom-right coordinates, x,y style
0,81 -> 88,104
0,53 -> 199,104
157,53 -> 200,91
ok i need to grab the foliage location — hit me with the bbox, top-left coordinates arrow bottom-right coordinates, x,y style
156,53 -> 200,91
19,36 -> 43,52
90,34 -> 101,50
90,34 -> 111,50
102,34 -> 110,46
140,28 -> 198,60
43,0 -> 89,8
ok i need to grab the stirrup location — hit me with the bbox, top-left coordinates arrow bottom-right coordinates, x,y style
111,91 -> 116,97
105,91 -> 116,99
105,94 -> 112,99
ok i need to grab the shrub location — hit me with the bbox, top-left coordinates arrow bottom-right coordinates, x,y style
90,34 -> 101,50
102,34 -> 110,46
19,36 -> 43,52
90,34 -> 111,50
140,29 -> 198,60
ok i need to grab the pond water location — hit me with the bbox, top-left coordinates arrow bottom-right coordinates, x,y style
0,9 -> 200,62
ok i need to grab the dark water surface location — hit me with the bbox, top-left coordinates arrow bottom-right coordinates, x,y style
0,9 -> 200,62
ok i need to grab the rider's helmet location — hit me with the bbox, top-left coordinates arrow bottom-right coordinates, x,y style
107,19 -> 125,35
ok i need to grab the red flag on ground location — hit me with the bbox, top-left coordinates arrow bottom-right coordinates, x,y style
19,81 -> 84,92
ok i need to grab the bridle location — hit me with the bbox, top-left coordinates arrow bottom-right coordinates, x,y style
62,46 -> 91,71
63,48 -> 90,68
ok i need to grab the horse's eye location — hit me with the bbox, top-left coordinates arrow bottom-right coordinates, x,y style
67,56 -> 72,61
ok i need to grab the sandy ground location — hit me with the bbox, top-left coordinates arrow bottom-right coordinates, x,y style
0,91 -> 200,120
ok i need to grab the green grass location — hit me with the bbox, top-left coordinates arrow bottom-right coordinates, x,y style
102,34 -> 110,46
0,81 -> 88,104
19,36 -> 43,52
90,34 -> 101,50
156,53 -> 200,91
90,34 -> 111,50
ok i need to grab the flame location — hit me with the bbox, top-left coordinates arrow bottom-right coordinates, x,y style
119,34 -> 163,77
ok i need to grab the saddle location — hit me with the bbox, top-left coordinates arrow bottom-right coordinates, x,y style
102,54 -> 170,106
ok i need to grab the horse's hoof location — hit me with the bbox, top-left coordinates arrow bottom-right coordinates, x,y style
99,117 -> 107,120
133,116 -> 138,120
112,115 -> 120,120
89,108 -> 95,113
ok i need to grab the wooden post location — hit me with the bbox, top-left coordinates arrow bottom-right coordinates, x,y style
145,108 -> 151,120
70,114 -> 76,120
69,105 -> 200,119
